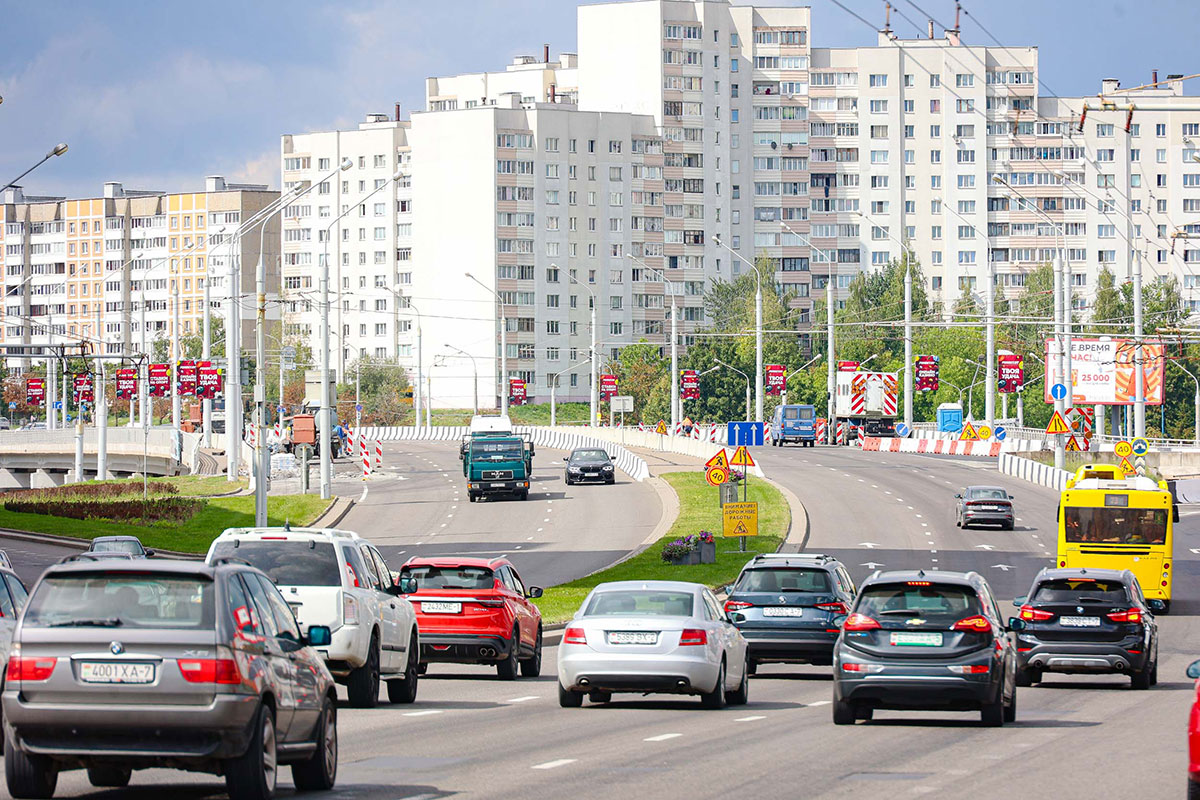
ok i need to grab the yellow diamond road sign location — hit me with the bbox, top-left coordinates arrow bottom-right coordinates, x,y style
723,501 -> 759,538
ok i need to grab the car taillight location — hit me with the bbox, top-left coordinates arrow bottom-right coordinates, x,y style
343,592 -> 359,625
947,664 -> 990,675
724,600 -> 753,613
563,627 -> 588,645
951,615 -> 992,633
1018,605 -> 1054,622
840,662 -> 883,673
471,598 -> 506,608
1107,608 -> 1142,623
679,629 -> 708,646
816,601 -> 850,615
178,649 -> 241,684
842,613 -> 880,631
6,656 -> 57,682
346,564 -> 361,588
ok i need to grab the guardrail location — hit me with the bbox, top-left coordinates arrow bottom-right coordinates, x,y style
998,451 -> 1071,492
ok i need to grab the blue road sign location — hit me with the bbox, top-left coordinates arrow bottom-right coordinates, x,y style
1131,437 -> 1150,457
277,405 -> 285,412
727,421 -> 765,446
895,422 -> 910,438
994,425 -> 1007,441
53,401 -> 63,410
65,413 -> 72,422
7,402 -> 14,410
1050,383 -> 1067,401
355,403 -> 363,413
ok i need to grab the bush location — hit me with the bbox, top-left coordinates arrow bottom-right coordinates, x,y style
4,481 -> 178,504
4,497 -> 205,525
661,535 -> 699,562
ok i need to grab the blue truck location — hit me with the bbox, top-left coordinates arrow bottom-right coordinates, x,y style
771,404 -> 817,447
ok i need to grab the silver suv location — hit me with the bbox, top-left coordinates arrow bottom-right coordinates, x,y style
3,559 -> 338,800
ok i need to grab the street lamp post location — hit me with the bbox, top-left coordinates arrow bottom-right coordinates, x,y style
465,273 -> 508,418
780,221 -> 837,442
940,200 -> 996,431
714,358 -> 752,421
712,237 -> 763,423
550,358 -> 591,426
444,344 -> 478,414
565,268 -> 598,428
1168,359 -> 1200,444
200,227 -> 227,449
393,289 -> 423,429
627,254 -> 678,432
780,354 -> 822,406
1,143 -> 68,193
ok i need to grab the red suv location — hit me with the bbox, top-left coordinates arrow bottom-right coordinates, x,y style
399,557 -> 543,680
1188,659 -> 1200,798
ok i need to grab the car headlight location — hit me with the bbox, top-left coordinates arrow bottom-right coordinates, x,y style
602,465 -> 614,471
568,467 -> 581,472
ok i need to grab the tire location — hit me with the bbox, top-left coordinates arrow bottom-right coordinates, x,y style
291,697 -> 337,792
747,659 -> 758,676
1161,600 -> 1171,615
517,490 -> 529,501
1131,661 -> 1154,690
1004,521 -> 1015,531
701,662 -> 727,709
5,729 -> 57,799
417,662 -> 428,676
605,477 -> 615,485
558,682 -> 584,708
725,659 -> 750,706
386,635 -> 420,704
1190,778 -> 1200,800
86,766 -> 131,788
225,704 -> 277,800
855,706 -> 874,721
832,696 -> 856,725
1003,686 -> 1017,724
565,477 -> 573,485
980,690 -> 1005,727
588,690 -> 612,704
346,635 -> 381,709
1015,667 -> 1036,687
497,627 -> 520,681
520,627 -> 543,678
468,494 -> 477,503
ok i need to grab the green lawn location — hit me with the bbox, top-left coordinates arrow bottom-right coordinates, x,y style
428,403 -> 591,427
0,494 -> 330,554
533,472 -> 791,623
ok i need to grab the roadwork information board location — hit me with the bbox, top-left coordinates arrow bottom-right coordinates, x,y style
722,501 -> 759,538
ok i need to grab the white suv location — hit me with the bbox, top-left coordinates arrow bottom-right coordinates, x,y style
206,526 -> 419,708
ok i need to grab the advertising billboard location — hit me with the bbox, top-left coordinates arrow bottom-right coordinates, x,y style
765,364 -> 785,395
997,354 -> 1024,393
915,355 -> 939,392
680,369 -> 700,400
115,368 -> 138,399
25,377 -> 44,406
599,374 -> 618,399
1043,338 -> 1164,406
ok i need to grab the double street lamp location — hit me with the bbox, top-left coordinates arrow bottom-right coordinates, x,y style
627,253 -> 678,433
711,236 -> 764,423
465,273 -> 508,418
779,221 -> 837,444
444,344 -> 478,415
563,267 -> 599,428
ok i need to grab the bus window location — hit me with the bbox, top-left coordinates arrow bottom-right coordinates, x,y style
798,407 -> 814,420
1063,507 -> 1168,545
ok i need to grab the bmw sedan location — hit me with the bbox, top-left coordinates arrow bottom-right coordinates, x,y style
558,580 -> 749,708
564,448 -> 616,485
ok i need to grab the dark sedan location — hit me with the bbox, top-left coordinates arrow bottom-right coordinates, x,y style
85,535 -> 155,558
955,486 -> 1015,530
563,448 -> 616,485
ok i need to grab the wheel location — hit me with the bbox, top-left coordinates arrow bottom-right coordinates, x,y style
6,731 -> 58,799
558,682 -> 584,707
1004,521 -> 1015,531
468,494 -> 477,503
417,662 -> 428,676
588,690 -> 612,704
517,490 -> 529,501
86,766 -> 131,788
565,477 -> 573,485
725,659 -> 750,706
1003,685 -> 1017,723
605,477 -> 615,485
980,690 -> 1005,727
1190,778 -> 1200,800
346,635 -> 381,708
1015,667 -> 1037,687
954,513 -> 962,528
225,704 -> 277,800
386,634 -> 420,704
520,627 -> 543,678
291,696 -> 337,791
496,627 -> 520,680
1151,658 -> 1159,686
747,659 -> 758,676
1161,600 -> 1171,615
832,696 -> 856,725
701,662 -> 727,709
855,706 -> 874,721
1131,661 -> 1155,690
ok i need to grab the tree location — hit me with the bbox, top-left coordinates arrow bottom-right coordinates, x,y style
337,356 -> 414,425
614,341 -> 669,424
1090,266 -> 1122,333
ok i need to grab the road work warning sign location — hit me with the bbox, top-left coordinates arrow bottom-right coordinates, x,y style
723,501 -> 759,538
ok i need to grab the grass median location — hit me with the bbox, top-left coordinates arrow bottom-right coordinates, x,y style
533,471 -> 791,624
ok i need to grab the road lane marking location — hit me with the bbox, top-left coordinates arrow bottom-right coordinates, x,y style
645,733 -> 683,741
359,486 -> 369,503
507,696 -> 540,703
403,710 -> 444,717
532,759 -> 577,770
735,715 -> 766,722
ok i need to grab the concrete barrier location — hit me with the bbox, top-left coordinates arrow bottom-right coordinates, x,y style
998,452 -> 1070,492
0,427 -> 191,480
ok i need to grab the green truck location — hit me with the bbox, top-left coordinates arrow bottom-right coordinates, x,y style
463,416 -> 535,502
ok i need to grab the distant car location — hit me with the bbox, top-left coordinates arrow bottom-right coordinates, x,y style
22,422 -> 46,431
1186,658 -> 1200,798
398,556 -> 543,680
4,558 -> 338,800
954,485 -> 1015,530
832,570 -> 1017,726
1011,567 -> 1160,688
557,580 -> 749,708
0,417 -> 10,431
563,448 -> 616,485
86,535 -> 154,559
725,553 -> 856,673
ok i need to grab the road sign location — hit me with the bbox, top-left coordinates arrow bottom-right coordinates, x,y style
994,425 -> 1007,441
959,421 -> 980,441
355,403 -> 363,413
895,422 -> 910,438
6,402 -> 13,410
729,446 -> 757,468
611,395 -> 634,413
705,466 -> 728,487
1131,437 -> 1150,457
1065,434 -> 1082,452
1118,455 -> 1137,476
705,450 -> 729,470
655,420 -> 668,435
722,501 -> 759,538
727,421 -> 765,447
1045,411 -> 1072,435
1050,383 -> 1067,401
1114,440 -> 1133,458
53,400 -> 63,410
976,425 -> 992,440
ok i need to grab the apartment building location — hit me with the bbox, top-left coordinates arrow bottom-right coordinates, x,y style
0,178 -> 278,370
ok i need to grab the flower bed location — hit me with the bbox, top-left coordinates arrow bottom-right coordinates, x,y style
4,497 -> 205,525
661,530 -> 717,565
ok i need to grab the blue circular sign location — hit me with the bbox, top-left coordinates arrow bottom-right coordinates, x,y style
1050,383 -> 1067,401
355,403 -> 363,412
895,422 -> 910,438
994,425 -> 1007,441
7,402 -> 15,410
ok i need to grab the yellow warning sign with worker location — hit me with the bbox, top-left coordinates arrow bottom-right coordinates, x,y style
723,501 -> 759,537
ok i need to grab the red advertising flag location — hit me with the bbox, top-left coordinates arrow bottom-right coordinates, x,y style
73,373 -> 95,404
177,360 -> 199,397
25,377 -> 45,407
997,354 -> 1024,393
509,378 -> 527,406
837,360 -> 860,372
197,367 -> 223,399
765,364 -> 786,395
915,355 -> 940,392
599,373 -> 618,399
680,369 -> 700,400
115,368 -> 138,399
148,363 -> 171,397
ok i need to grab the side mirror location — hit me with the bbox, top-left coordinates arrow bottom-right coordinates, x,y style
527,586 -> 544,599
144,549 -> 156,557
1188,659 -> 1200,680
396,575 -> 418,595
954,493 -> 962,499
306,625 -> 332,647
1012,596 -> 1026,607
1007,618 -> 1026,632
1008,495 -> 1015,500
728,612 -> 746,624
563,457 -> 569,462
1174,505 -> 1180,523
1148,599 -> 1166,613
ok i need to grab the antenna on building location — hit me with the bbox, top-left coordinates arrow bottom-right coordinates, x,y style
882,1 -> 892,35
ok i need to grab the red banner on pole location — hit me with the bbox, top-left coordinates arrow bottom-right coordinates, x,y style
915,355 -> 940,392
509,378 -> 527,406
997,354 -> 1024,393
837,361 -> 860,372
680,369 -> 700,400
73,373 -> 94,404
197,367 -> 223,399
177,360 -> 198,397
25,378 -> 45,407
149,364 -> 170,397
115,368 -> 138,399
765,364 -> 786,395
599,374 -> 618,399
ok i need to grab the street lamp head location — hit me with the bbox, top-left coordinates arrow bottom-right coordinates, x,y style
392,168 -> 403,179
50,143 -> 68,157
991,175 -> 1005,185
464,272 -> 473,279
339,158 -> 353,171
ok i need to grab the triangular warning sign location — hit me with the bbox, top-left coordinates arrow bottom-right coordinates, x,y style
959,421 -> 980,441
1065,434 -> 1082,452
705,449 -> 729,469
733,520 -> 748,535
1045,410 -> 1072,435
1119,455 -> 1137,476
655,420 -> 668,435
730,445 -> 756,467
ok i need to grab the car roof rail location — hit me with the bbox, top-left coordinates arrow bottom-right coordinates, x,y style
752,552 -> 833,563
212,556 -> 253,568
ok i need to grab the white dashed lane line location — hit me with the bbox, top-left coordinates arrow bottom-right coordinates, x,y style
644,733 -> 683,742
532,759 -> 577,770
403,710 -> 444,717
507,696 -> 540,703
735,715 -> 767,722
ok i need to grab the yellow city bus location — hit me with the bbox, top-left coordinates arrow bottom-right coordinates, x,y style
1057,464 -> 1177,610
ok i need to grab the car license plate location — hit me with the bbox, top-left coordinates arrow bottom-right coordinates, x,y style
762,607 -> 805,617
421,602 -> 462,614
491,482 -> 506,488
79,661 -> 155,684
889,632 -> 944,647
1060,616 -> 1101,627
607,631 -> 658,645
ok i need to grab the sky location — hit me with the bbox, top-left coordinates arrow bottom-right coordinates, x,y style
1,0 -> 1196,199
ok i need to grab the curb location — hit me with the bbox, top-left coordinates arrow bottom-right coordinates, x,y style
309,495 -> 354,528
775,482 -> 810,553
0,527 -> 203,561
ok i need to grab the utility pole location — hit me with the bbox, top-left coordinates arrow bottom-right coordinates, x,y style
171,273 -> 181,431
201,233 -> 216,448
903,264 -> 913,427
827,263 -> 836,444
984,259 -> 995,430
253,248 -> 268,526
95,304 -> 107,480
1063,256 -> 1073,435
1133,249 -> 1146,438
1052,255 -> 1066,470
355,360 -> 361,432
226,238 -> 241,483
140,301 -> 149,429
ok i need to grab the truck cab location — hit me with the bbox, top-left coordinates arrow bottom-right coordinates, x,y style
772,404 -> 817,447
464,433 -> 533,502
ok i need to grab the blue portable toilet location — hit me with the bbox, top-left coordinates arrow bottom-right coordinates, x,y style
936,403 -> 964,433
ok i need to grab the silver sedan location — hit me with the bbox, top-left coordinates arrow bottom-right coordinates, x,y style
557,580 -> 750,708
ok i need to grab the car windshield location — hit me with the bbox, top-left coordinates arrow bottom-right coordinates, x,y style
471,442 -> 524,462
571,450 -> 608,462
1063,507 -> 1167,545
209,541 -> 341,586
24,574 -> 214,629
91,540 -> 143,555
854,583 -> 983,628
401,566 -> 494,590
968,488 -> 1008,500
736,567 -> 831,593
1032,578 -> 1130,605
583,590 -> 695,617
